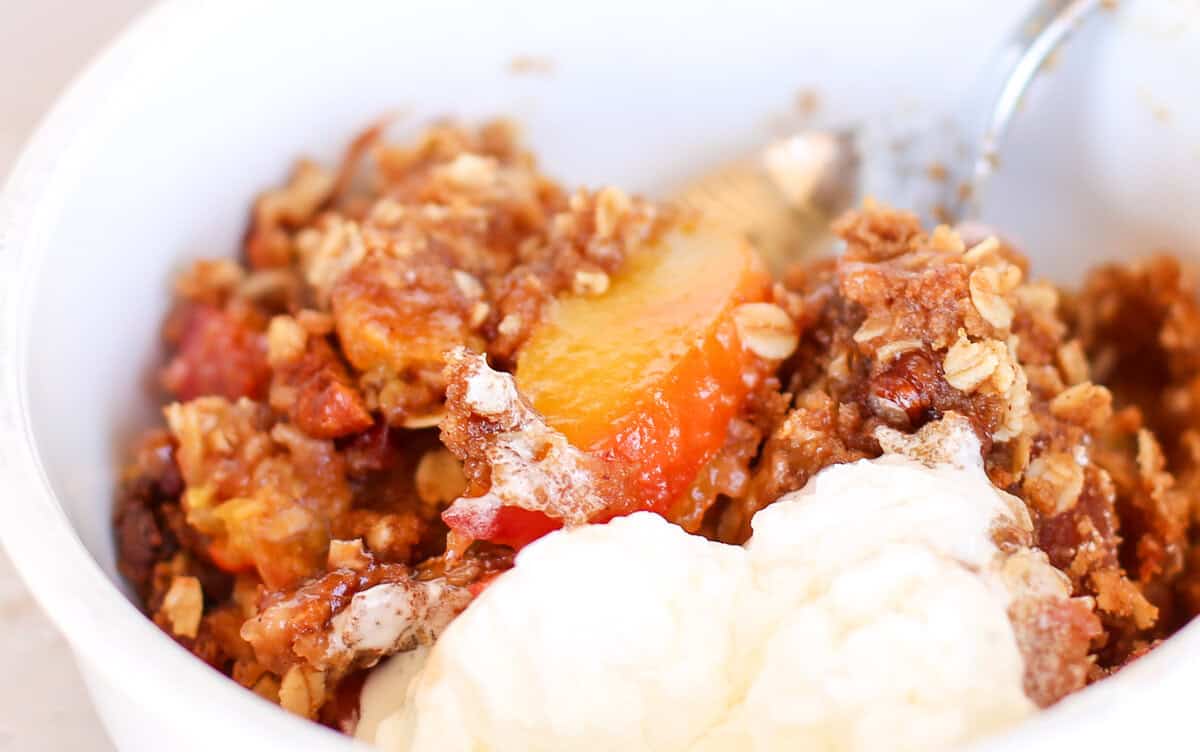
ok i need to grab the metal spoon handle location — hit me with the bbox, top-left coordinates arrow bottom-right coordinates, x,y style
948,0 -> 1104,221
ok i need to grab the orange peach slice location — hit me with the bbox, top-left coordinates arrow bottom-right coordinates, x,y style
516,220 -> 771,519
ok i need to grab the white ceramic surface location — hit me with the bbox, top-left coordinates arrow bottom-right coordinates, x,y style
0,2 -> 146,749
0,2 -> 1197,751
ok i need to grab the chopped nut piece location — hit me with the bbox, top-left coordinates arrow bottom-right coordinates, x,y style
328,539 -> 371,571
364,517 -> 414,557
827,352 -> 851,382
266,315 -> 308,366
469,301 -> 491,329
415,448 -> 469,508
497,313 -> 522,338
594,186 -> 632,239
231,575 -> 261,618
440,153 -> 499,191
451,270 -> 485,299
1056,341 -> 1089,386
571,269 -> 611,296
161,575 -> 203,639
733,303 -> 799,360
1136,429 -> 1165,482
1011,433 -> 1033,477
1091,569 -> 1158,630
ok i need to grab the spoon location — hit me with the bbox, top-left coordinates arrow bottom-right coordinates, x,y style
677,0 -> 1106,271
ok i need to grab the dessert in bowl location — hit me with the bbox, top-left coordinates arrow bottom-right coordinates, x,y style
2,2 -> 1199,751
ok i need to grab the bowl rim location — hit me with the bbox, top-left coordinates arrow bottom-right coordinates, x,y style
1,2 -> 1199,750
0,2 -> 361,748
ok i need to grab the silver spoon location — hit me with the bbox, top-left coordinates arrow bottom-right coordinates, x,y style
946,0 -> 1106,221
677,0 -> 1106,270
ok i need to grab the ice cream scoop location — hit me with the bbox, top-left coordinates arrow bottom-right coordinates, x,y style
357,415 -> 1094,752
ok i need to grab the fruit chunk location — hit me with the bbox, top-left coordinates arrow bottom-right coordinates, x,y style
515,220 -> 771,519
332,255 -> 485,376
162,304 -> 270,401
165,397 -> 352,589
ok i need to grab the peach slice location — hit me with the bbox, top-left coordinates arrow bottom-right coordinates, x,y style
515,220 -> 771,520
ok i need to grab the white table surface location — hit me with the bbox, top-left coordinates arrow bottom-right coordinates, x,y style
1,2 -> 149,749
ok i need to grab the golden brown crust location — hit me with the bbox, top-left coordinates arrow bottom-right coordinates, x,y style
712,206 -> 1180,679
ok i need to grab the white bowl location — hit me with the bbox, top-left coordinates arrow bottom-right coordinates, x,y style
1,2 -> 1198,750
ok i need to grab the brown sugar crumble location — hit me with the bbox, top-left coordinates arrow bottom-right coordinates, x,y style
115,121 -> 1200,730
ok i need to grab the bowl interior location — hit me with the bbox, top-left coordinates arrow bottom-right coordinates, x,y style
7,0 -> 1200,748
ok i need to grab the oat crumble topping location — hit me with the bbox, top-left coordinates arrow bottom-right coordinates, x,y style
113,121 -> 1200,732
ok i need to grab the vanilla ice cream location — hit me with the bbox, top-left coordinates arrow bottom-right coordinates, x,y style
358,415 -> 1080,752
